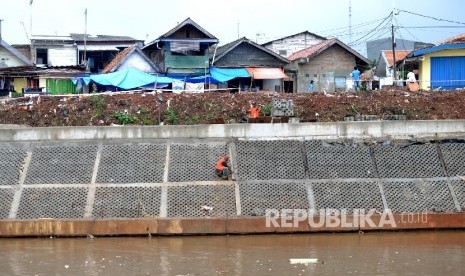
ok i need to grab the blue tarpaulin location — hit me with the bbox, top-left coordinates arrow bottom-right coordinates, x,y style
90,68 -> 172,90
209,67 -> 251,82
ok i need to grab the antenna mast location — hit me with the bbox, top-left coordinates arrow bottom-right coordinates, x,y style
349,0 -> 352,45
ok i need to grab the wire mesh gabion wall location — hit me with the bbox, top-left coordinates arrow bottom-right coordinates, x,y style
167,184 -> 236,217
0,147 -> 27,186
93,186 -> 162,218
25,145 -> 97,184
168,142 -> 229,182
235,140 -> 306,180
305,140 -> 375,179
312,180 -> 384,214
97,143 -> 166,184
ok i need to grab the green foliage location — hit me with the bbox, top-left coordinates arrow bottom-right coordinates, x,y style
166,107 -> 178,124
9,91 -> 23,98
261,103 -> 272,116
190,115 -> 200,124
142,117 -> 154,125
112,111 -> 137,125
91,94 -> 105,117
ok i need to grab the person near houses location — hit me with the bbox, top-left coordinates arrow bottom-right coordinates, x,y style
308,80 -> 315,92
406,70 -> 419,92
351,66 -> 361,91
407,70 -> 416,83
215,155 -> 232,180
248,101 -> 261,119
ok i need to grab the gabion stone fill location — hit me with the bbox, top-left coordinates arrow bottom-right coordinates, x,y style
167,184 -> 236,217
450,179 -> 465,209
17,187 -> 88,219
93,186 -> 161,218
0,188 -> 15,219
239,181 -> 309,216
440,142 -> 465,177
236,140 -> 306,180
305,141 -> 375,179
373,142 -> 444,178
168,143 -> 229,182
97,144 -> 166,184
0,147 -> 27,186
312,181 -> 384,214
25,145 -> 97,184
383,180 -> 456,213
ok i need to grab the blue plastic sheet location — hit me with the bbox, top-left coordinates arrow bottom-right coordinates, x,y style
90,68 -> 172,90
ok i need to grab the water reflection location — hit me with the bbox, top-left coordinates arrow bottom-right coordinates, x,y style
0,231 -> 465,275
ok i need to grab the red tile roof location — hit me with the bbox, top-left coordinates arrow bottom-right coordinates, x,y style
382,50 -> 410,67
287,39 -> 336,61
438,33 -> 465,44
102,45 -> 135,73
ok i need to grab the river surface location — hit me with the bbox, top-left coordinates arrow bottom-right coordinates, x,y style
1,231 -> 464,276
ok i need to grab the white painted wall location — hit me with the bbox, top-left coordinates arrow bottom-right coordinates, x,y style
48,47 -> 77,66
263,33 -> 325,58
263,79 -> 282,92
118,53 -> 157,73
0,47 -> 28,67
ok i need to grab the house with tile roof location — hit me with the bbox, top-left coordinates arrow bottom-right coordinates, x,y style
286,38 -> 369,93
143,18 -> 218,77
377,50 -> 411,78
102,45 -> 160,74
212,37 -> 289,92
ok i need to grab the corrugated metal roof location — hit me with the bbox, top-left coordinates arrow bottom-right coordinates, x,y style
382,50 -> 411,67
261,31 -> 326,46
213,37 -> 289,65
408,43 -> 465,57
70,33 -> 141,42
77,45 -> 120,51
144,18 -> 218,49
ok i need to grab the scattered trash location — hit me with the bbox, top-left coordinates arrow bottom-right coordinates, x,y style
289,259 -> 318,265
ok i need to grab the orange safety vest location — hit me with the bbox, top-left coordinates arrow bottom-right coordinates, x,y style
216,157 -> 228,170
249,107 -> 260,118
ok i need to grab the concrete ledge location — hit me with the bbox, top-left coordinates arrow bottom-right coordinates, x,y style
1,213 -> 464,237
1,120 -> 464,142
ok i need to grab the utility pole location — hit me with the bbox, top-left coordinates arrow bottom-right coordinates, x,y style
84,8 -> 88,65
391,0 -> 397,82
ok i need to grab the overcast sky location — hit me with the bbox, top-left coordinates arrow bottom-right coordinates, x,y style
1,0 -> 464,56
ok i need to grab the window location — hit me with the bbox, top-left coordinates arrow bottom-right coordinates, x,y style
334,76 -> 346,89
278,50 -> 287,56
36,48 -> 48,65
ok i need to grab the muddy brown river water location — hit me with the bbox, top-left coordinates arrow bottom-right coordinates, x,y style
1,231 -> 464,276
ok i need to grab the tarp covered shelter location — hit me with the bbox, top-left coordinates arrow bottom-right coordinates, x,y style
90,67 -> 172,90
209,67 -> 251,82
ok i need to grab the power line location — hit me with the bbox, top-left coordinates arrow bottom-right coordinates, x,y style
398,9 -> 465,26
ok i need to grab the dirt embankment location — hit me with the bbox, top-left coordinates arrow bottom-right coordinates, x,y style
1,88 -> 465,127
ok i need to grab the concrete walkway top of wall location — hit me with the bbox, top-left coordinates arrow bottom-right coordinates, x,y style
0,120 -> 465,142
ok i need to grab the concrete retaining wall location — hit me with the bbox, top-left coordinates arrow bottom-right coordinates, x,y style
1,120 -> 465,141
1,121 -> 465,236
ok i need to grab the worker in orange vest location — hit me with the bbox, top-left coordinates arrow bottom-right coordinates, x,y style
215,155 -> 232,180
248,101 -> 261,119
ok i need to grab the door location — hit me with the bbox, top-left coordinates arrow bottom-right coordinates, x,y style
431,56 -> 465,90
